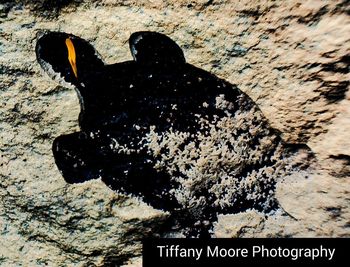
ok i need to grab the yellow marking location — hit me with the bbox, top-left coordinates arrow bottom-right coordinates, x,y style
65,38 -> 78,78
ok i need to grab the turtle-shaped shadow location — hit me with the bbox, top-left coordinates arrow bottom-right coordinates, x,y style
36,31 -> 300,237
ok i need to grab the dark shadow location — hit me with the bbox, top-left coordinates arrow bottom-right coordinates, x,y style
36,31 -> 292,237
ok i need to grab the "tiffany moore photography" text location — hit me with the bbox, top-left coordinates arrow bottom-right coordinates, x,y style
156,244 -> 335,261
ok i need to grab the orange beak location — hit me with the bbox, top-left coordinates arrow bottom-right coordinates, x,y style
65,38 -> 78,78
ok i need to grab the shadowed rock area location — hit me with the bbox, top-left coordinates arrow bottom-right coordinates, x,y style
0,0 -> 349,266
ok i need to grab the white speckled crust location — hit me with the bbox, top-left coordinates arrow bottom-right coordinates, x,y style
0,0 -> 349,266
143,96 -> 286,218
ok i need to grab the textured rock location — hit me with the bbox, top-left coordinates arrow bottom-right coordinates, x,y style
0,0 -> 349,266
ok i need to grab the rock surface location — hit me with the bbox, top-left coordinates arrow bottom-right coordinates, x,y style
0,0 -> 349,266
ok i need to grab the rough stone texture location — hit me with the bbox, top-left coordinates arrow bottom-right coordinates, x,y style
0,0 -> 349,266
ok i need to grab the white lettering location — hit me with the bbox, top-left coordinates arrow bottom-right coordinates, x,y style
157,245 -> 165,257
328,248 -> 335,261
252,246 -> 261,257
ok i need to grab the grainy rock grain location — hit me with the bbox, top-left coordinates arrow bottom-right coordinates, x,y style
1,0 -> 349,266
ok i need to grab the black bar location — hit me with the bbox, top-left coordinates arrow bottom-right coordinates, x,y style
143,238 -> 349,266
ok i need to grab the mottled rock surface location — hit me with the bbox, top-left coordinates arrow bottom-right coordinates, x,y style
0,0 -> 349,266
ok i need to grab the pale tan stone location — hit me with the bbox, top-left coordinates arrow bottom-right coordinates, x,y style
0,0 -> 349,265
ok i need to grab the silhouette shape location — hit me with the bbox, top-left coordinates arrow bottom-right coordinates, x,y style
36,31 -> 288,237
